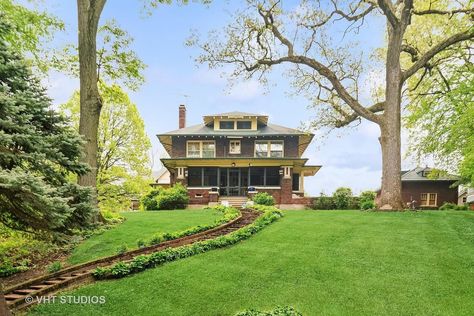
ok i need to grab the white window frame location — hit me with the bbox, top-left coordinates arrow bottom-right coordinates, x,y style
186,140 -> 216,158
254,140 -> 284,158
420,193 -> 437,207
229,140 -> 241,154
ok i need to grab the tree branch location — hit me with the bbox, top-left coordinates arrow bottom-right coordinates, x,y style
413,8 -> 474,16
335,101 -> 385,127
402,29 -> 474,81
377,0 -> 399,27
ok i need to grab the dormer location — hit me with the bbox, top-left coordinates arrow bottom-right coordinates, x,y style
202,112 -> 269,131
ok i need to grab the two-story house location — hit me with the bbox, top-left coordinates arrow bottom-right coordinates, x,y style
157,105 -> 321,208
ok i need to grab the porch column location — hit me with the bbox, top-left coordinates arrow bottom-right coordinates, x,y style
280,166 -> 293,205
175,167 -> 187,186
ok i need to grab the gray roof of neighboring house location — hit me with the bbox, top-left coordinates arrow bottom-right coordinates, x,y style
157,122 -> 309,137
401,167 -> 458,182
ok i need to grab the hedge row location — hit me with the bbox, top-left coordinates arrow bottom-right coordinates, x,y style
93,206 -> 283,280
145,205 -> 240,246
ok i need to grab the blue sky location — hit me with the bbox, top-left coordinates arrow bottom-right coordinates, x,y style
38,1 -> 416,195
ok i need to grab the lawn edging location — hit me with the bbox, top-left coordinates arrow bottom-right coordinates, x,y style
92,205 -> 283,280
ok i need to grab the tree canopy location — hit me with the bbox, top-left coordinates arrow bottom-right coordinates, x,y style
0,20 -> 94,237
61,83 -> 152,212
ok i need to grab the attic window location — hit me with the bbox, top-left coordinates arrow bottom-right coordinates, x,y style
220,121 -> 234,129
237,121 -> 252,129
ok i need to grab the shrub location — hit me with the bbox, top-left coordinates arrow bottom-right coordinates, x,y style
439,202 -> 468,210
142,184 -> 189,210
333,187 -> 353,209
136,239 -> 146,248
141,188 -> 162,210
47,261 -> 62,274
252,192 -> 275,206
312,193 -> 335,210
360,200 -> 376,210
359,190 -> 376,210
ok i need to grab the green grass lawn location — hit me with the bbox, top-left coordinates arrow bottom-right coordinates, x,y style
31,210 -> 474,316
68,209 -> 221,264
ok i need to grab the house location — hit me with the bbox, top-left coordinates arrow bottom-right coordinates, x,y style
458,187 -> 474,206
151,168 -> 171,188
157,105 -> 321,208
401,167 -> 458,209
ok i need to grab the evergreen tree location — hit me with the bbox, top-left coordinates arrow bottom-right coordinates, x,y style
0,20 -> 94,237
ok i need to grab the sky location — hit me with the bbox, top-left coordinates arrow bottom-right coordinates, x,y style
36,0 -> 417,195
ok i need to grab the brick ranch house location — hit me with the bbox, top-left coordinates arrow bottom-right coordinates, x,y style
399,167 -> 459,209
157,105 -> 321,208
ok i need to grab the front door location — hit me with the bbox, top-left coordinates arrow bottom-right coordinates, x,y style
227,168 -> 240,196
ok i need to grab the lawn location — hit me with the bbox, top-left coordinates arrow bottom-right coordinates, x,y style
31,210 -> 474,316
68,209 -> 221,264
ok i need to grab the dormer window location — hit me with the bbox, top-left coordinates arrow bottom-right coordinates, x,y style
237,121 -> 252,129
219,121 -> 234,129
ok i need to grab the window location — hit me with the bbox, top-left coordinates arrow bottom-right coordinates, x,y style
187,141 -> 201,158
237,121 -> 252,129
255,140 -> 284,158
188,168 -> 202,186
219,121 -> 234,129
202,141 -> 215,158
229,140 -> 241,154
292,173 -> 300,191
463,197 -> 467,204
420,193 -> 437,206
203,167 -> 218,186
266,167 -> 280,186
188,167 -> 218,187
186,141 -> 215,158
249,167 -> 280,187
249,167 -> 265,186
255,142 -> 268,157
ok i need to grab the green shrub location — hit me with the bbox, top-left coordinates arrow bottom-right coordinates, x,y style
47,261 -> 62,274
141,188 -> 162,210
142,184 -> 189,210
252,192 -> 275,206
136,239 -> 146,248
235,306 -> 302,316
359,190 -> 376,210
360,200 -> 376,210
439,202 -> 468,210
93,206 -> 283,280
312,193 -> 335,210
333,187 -> 353,209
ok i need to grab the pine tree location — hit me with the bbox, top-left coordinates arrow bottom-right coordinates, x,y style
0,20 -> 95,237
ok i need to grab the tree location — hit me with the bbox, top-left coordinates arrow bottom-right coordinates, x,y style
0,0 -> 64,72
0,21 -> 94,236
190,0 -> 474,209
61,83 -> 152,212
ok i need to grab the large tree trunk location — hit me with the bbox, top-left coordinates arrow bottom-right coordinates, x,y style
77,0 -> 106,209
378,24 -> 405,210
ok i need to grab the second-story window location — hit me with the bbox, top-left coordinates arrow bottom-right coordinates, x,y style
219,121 -> 234,129
236,121 -> 252,129
255,140 -> 284,158
229,140 -> 241,154
187,141 -> 215,158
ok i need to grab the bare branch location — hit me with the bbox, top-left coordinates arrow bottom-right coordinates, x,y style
413,8 -> 474,16
335,101 -> 385,127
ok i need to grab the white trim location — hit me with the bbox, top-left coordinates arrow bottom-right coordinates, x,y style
229,140 -> 241,154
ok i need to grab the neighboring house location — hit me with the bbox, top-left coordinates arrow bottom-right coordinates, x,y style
151,168 -> 171,188
157,105 -> 321,208
459,187 -> 474,206
401,167 -> 458,209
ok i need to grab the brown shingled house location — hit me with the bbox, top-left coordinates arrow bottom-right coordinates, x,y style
156,105 -> 321,208
401,167 -> 459,209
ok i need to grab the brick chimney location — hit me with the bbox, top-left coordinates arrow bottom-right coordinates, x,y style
178,104 -> 186,129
